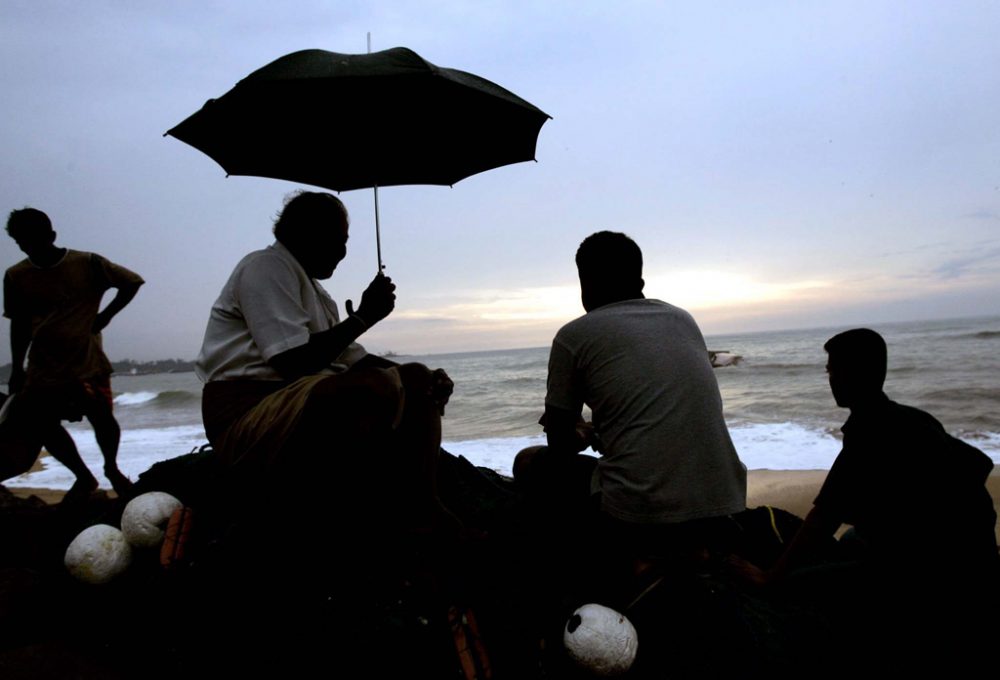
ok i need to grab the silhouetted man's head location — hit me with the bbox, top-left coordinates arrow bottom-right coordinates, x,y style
6,207 -> 57,260
575,231 -> 645,312
273,191 -> 349,280
824,328 -> 887,409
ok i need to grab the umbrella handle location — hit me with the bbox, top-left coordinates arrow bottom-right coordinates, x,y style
374,184 -> 384,272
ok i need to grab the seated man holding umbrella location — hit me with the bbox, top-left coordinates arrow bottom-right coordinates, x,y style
196,191 -> 456,530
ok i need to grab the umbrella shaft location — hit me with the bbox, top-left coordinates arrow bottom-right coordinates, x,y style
368,34 -> 383,272
374,184 -> 384,271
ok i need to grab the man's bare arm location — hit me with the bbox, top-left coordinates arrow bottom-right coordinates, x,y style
270,315 -> 369,379
730,504 -> 843,586
269,273 -> 395,380
543,404 -> 595,455
8,316 -> 30,393
769,505 -> 842,579
93,281 -> 143,333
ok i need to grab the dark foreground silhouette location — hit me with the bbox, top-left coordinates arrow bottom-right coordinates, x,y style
2,446 -> 997,680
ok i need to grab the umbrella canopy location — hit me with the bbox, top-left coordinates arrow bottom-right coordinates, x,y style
166,47 -> 551,192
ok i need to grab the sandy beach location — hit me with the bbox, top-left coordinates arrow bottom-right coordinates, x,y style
747,469 -> 1000,544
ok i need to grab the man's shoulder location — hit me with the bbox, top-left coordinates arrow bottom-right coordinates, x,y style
594,298 -> 691,319
641,298 -> 697,321
553,311 -> 588,337
559,299 -> 694,333
883,400 -> 945,432
4,258 -> 32,279
869,399 -> 993,481
845,399 -> 948,450
224,245 -> 305,298
51,249 -> 99,269
232,245 -> 295,275
553,309 -> 602,347
74,250 -> 110,265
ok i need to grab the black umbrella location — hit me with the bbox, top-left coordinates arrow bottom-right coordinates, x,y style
167,47 -> 550,268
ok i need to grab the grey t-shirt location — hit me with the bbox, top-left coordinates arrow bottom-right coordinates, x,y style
546,298 -> 746,524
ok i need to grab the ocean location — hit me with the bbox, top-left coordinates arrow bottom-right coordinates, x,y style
7,315 -> 1000,491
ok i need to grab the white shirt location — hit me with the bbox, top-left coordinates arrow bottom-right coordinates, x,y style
196,241 -> 367,382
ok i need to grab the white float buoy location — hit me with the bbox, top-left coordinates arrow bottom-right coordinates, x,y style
120,491 -> 183,548
563,603 -> 638,677
64,524 -> 133,584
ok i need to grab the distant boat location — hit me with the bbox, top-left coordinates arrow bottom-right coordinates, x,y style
709,350 -> 742,368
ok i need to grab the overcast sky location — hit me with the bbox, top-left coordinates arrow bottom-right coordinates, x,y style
2,1 -> 999,362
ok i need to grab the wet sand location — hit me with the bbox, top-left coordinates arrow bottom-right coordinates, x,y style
8,486 -> 87,505
746,469 -> 830,519
750,469 -> 1000,544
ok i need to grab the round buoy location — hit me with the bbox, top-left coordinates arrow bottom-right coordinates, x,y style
64,524 -> 133,584
120,491 -> 183,548
563,603 -> 638,676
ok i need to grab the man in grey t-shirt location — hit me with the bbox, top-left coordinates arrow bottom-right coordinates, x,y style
524,231 -> 746,558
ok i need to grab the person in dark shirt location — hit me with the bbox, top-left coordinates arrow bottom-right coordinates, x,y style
763,328 -> 996,582
732,328 -> 997,666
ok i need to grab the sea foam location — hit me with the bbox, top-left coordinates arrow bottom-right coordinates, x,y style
114,391 -> 160,407
6,421 -> 997,491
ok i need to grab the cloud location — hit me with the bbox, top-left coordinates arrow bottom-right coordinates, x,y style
396,285 -> 580,325
367,273 -> 850,353
403,316 -> 455,325
930,245 -> 1000,280
646,271 -> 833,311
348,259 -> 1000,354
961,210 -> 1000,222
874,240 -> 951,260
